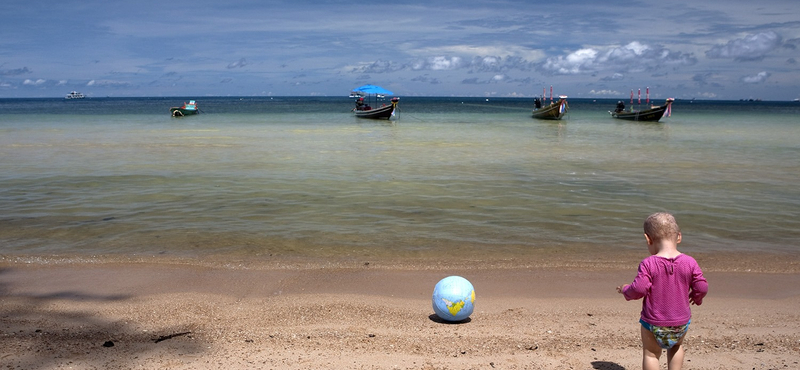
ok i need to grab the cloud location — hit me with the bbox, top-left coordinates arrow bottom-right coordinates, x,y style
692,73 -> 723,88
589,89 -> 622,96
353,55 -> 535,74
0,67 -> 32,76
23,79 -> 46,85
410,75 -> 441,84
601,73 -> 625,81
227,58 -> 248,69
467,55 -> 534,73
412,56 -> 465,71
541,48 -> 597,74
694,92 -> 718,99
540,42 -> 696,75
741,71 -> 770,83
461,77 -> 484,85
705,31 -> 781,61
460,74 -> 511,85
87,80 -> 132,88
357,59 -> 406,73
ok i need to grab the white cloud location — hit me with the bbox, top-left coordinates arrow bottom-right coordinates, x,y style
742,71 -> 770,83
410,45 -> 545,62
589,89 -> 622,96
542,48 -> 598,74
87,80 -> 132,88
601,73 -> 625,81
23,79 -> 46,85
427,56 -> 463,71
705,32 -> 781,61
541,42 -> 696,75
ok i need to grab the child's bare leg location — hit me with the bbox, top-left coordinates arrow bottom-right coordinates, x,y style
666,334 -> 687,370
640,325 -> 662,370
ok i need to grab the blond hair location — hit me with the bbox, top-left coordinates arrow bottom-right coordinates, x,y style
643,212 -> 681,242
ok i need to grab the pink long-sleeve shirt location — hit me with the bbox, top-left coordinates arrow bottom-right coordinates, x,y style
622,254 -> 708,326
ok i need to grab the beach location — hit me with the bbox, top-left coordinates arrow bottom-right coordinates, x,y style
1,98 -> 799,368
2,253 -> 799,369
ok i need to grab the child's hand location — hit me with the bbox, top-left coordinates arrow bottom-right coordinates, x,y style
616,284 -> 628,294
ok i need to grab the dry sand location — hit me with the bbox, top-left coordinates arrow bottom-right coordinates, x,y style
1,253 -> 799,369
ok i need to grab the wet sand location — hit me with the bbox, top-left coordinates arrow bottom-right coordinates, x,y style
1,253 -> 799,369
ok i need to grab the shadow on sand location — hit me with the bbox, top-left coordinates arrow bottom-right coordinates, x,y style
428,313 -> 472,324
0,267 -> 206,369
591,360 -> 627,369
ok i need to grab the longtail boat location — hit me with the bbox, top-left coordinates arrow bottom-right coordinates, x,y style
532,95 -> 568,120
610,98 -> 674,122
351,84 -> 399,120
170,100 -> 199,117
354,97 -> 399,119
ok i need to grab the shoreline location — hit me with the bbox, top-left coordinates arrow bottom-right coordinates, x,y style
2,253 -> 799,369
2,247 -> 799,273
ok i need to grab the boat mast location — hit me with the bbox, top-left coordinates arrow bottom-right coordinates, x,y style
630,90 -> 634,111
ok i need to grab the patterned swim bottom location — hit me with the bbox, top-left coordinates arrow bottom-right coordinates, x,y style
640,319 -> 691,349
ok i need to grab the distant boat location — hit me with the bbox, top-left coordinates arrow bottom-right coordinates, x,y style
65,91 -> 85,99
610,98 -> 674,122
532,95 -> 568,120
351,84 -> 399,120
170,100 -> 200,117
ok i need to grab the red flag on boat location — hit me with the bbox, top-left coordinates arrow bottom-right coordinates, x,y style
638,89 -> 641,105
630,90 -> 634,105
550,85 -> 553,103
646,87 -> 650,105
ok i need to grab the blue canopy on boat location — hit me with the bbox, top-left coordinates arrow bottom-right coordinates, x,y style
353,84 -> 393,95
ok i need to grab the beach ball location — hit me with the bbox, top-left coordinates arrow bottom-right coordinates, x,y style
432,276 -> 475,322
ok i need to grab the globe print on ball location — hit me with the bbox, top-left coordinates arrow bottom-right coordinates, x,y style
432,276 -> 475,321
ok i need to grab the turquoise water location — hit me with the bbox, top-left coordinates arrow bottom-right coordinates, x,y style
1,97 -> 799,259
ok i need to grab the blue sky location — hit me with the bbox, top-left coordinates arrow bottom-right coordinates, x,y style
2,0 -> 798,100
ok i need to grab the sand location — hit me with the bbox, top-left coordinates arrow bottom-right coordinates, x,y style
1,253 -> 799,369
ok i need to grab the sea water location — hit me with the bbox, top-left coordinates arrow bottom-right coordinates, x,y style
1,97 -> 798,260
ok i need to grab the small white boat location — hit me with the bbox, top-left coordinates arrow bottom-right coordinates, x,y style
65,91 -> 85,99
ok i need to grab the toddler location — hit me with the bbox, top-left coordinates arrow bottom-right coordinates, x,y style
617,212 -> 708,370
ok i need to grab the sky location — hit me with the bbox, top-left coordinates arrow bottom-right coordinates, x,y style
1,0 -> 799,100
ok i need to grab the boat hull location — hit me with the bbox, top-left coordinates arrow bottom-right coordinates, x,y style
170,108 -> 199,117
354,99 -> 398,120
532,99 -> 568,120
610,100 -> 672,122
